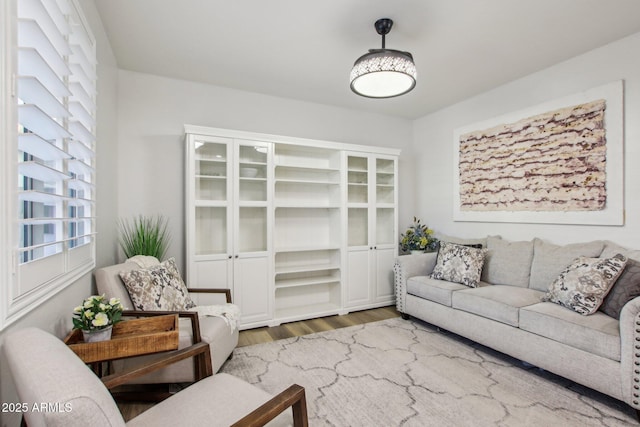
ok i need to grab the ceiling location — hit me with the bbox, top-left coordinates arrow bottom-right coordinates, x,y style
93,0 -> 640,120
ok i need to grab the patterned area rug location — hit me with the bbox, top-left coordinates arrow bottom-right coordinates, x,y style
221,318 -> 637,426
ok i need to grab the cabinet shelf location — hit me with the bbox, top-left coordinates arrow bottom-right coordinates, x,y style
196,174 -> 225,179
274,303 -> 342,321
275,245 -> 340,253
275,178 -> 338,186
196,158 -> 226,164
275,263 -> 340,275
275,276 -> 340,289
274,203 -> 341,209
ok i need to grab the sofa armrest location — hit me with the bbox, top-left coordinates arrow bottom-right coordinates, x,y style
187,287 -> 233,303
231,384 -> 308,427
619,296 -> 640,409
393,252 -> 438,314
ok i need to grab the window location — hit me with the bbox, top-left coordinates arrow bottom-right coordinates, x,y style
1,0 -> 96,328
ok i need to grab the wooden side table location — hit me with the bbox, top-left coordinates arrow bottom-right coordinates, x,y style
64,314 -> 179,369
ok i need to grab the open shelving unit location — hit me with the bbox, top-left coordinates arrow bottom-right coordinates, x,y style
273,144 -> 343,322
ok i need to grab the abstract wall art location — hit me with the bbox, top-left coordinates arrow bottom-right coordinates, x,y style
453,80 -> 623,225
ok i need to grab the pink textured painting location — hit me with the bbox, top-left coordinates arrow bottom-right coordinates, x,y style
458,100 -> 607,212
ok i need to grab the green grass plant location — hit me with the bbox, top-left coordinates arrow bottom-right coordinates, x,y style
118,215 -> 170,260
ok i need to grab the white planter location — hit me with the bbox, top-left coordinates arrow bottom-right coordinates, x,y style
82,325 -> 113,343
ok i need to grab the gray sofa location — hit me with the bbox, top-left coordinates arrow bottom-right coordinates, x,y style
394,235 -> 640,413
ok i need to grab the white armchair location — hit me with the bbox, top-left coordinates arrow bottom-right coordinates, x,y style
4,327 -> 307,427
95,261 -> 238,385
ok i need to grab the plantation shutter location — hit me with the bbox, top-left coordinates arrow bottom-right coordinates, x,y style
16,0 -> 96,296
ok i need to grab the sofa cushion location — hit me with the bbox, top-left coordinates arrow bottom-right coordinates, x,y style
600,241 -> 640,262
542,254 -> 627,315
431,242 -> 488,288
119,258 -> 196,311
451,286 -> 544,327
520,302 -> 620,361
528,239 -> 604,291
434,233 -> 490,248
481,236 -> 534,288
599,257 -> 640,319
407,276 -> 470,307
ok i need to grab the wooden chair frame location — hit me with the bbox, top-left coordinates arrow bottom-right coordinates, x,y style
102,341 -> 308,427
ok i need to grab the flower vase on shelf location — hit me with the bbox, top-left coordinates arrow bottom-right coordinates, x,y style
82,325 -> 113,343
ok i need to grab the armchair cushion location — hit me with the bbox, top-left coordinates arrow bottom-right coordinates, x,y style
119,258 -> 196,311
113,315 -> 239,383
126,373 -> 292,427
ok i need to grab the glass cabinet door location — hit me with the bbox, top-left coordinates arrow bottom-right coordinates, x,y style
195,141 -> 228,201
347,155 -> 369,247
193,139 -> 230,256
235,141 -> 270,253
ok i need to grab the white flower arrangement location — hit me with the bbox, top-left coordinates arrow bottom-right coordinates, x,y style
72,295 -> 124,331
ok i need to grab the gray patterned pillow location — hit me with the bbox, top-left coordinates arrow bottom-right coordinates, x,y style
119,257 -> 196,311
430,241 -> 488,287
599,258 -> 640,319
542,254 -> 627,315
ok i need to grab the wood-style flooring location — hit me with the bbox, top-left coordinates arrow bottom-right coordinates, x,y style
118,306 -> 400,421
237,306 -> 400,347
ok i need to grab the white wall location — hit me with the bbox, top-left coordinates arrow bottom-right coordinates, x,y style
116,71 -> 414,271
0,1 -> 119,425
412,31 -> 640,248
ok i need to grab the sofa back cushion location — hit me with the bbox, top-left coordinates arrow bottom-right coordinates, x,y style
599,241 -> 640,319
528,238 -> 605,291
481,236 -> 534,288
434,233 -> 489,248
95,262 -> 140,309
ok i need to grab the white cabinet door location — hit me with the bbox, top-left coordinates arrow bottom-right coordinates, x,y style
346,248 -> 371,307
234,255 -> 271,324
374,247 -> 396,301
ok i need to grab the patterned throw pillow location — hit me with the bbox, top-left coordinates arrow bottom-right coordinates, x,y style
119,257 -> 196,311
542,254 -> 628,315
599,258 -> 640,319
430,241 -> 488,287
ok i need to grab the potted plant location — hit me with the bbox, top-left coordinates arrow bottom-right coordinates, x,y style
118,214 -> 171,260
400,217 -> 438,254
72,295 -> 124,342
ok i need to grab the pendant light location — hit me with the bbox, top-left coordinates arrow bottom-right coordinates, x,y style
350,18 -> 417,98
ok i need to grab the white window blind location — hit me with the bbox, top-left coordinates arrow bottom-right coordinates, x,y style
8,0 -> 96,320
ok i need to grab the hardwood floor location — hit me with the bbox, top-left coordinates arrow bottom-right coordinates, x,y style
237,306 -> 400,347
117,306 -> 400,421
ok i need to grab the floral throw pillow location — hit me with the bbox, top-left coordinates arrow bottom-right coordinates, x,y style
430,241 -> 488,287
542,254 -> 628,315
119,257 -> 196,311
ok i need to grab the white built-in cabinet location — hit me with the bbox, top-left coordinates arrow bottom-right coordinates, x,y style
185,125 -> 398,329
345,153 -> 398,310
185,134 -> 272,325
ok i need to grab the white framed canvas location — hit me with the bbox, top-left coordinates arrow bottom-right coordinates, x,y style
453,80 -> 624,225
